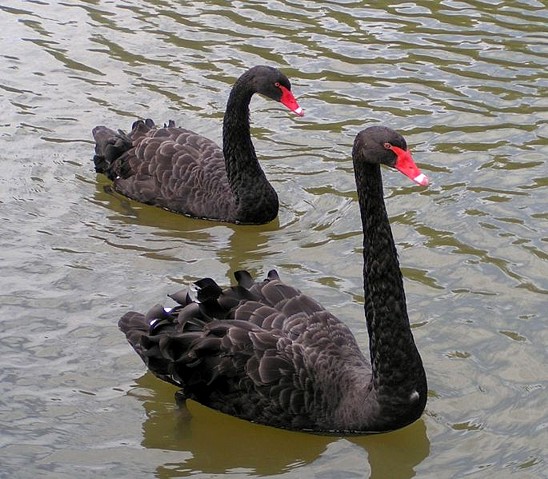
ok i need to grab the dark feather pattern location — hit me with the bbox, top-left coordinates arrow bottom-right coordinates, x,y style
92,66 -> 302,224
119,126 -> 428,434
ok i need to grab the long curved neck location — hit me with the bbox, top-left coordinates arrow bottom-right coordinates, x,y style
354,159 -> 427,417
222,81 -> 278,223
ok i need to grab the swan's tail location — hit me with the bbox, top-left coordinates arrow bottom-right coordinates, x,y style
117,270 -> 293,391
92,119 -> 164,179
92,125 -> 132,179
118,308 -> 184,386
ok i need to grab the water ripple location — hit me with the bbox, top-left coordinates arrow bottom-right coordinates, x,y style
1,0 -> 547,478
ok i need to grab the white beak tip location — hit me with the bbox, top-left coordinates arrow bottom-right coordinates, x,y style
414,173 -> 429,186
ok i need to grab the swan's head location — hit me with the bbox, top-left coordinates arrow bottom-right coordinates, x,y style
353,126 -> 429,186
242,65 -> 304,117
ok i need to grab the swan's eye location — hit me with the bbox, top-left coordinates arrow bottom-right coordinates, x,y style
275,82 -> 281,88
383,142 -> 393,150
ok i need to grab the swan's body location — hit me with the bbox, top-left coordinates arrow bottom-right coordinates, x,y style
92,66 -> 303,224
119,126 -> 428,434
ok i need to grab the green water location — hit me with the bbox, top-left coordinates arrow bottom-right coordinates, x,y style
1,1 -> 546,478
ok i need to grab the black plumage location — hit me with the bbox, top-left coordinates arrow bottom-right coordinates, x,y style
119,126 -> 429,434
92,66 -> 303,224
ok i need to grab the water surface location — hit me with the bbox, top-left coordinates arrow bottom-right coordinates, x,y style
1,1 -> 546,478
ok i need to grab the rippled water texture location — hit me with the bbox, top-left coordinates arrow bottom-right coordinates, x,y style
1,1 -> 546,478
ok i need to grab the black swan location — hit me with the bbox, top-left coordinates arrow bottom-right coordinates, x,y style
92,65 -> 303,224
119,126 -> 429,434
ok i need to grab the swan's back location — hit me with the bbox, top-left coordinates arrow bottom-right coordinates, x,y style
119,270 -> 372,432
93,119 -> 235,220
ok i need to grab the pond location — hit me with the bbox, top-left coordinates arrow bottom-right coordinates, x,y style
1,1 -> 546,478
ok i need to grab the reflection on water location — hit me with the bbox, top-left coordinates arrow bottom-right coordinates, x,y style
133,374 -> 429,478
90,176 -> 286,279
1,0 -> 547,478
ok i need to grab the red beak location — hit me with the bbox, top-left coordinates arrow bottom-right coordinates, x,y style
278,85 -> 304,117
389,145 -> 429,186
